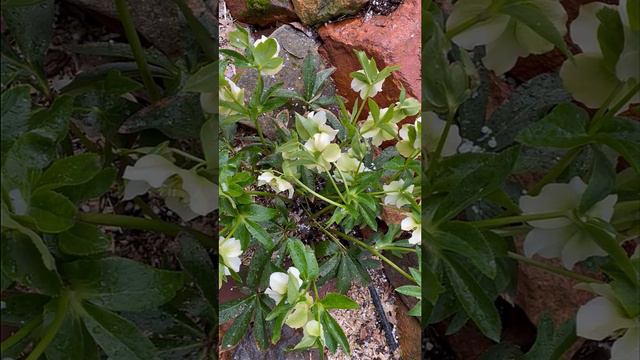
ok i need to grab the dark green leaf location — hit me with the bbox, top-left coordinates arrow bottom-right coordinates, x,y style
582,219 -> 638,284
220,296 -> 254,324
244,219 -> 274,249
596,7 -> 625,71
176,232 -> 215,309
0,85 -> 30,157
184,62 -> 216,93
221,302 -> 255,348
1,202 -> 55,269
287,238 -> 308,279
322,311 -> 350,353
516,103 -> 590,149
57,167 -> 117,203
320,293 -> 359,309
0,293 -> 49,326
27,189 -> 76,233
2,0 -> 54,68
58,223 -> 111,256
44,301 -> 87,360
37,153 -> 102,190
591,117 -> 640,172
578,147 -> 616,215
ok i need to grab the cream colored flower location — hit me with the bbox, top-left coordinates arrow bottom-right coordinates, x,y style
401,213 -> 421,245
361,107 -> 399,146
285,293 -> 314,329
253,36 -> 284,76
447,0 -> 567,75
294,319 -> 325,350
397,116 -> 421,158
218,77 -> 245,116
383,180 -> 414,208
257,171 -> 294,198
295,110 -> 339,141
303,133 -> 341,172
123,155 -> 216,221
519,177 -> 618,269
576,283 -> 639,360
560,1 -> 640,110
264,267 -> 303,304
424,111 -> 461,156
351,70 -> 384,99
219,236 -> 242,288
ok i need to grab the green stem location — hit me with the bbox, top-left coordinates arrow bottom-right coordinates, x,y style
0,314 -> 43,352
353,98 -> 368,125
170,148 -> 206,163
325,170 -> 347,204
507,251 -> 601,283
330,229 -> 415,282
77,212 -> 214,248
528,148 -> 580,195
446,12 -> 493,40
590,82 -> 640,134
172,0 -> 216,60
115,0 -> 161,101
26,292 -> 69,360
288,176 -> 345,209
224,219 -> 242,241
471,210 -> 568,228
310,205 -> 335,219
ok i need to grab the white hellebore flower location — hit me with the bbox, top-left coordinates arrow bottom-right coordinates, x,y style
397,116 -> 422,158
285,293 -> 314,329
304,133 -> 341,172
257,171 -> 294,198
295,110 -> 339,141
424,111 -> 462,156
519,177 -> 618,269
576,284 -> 639,360
253,36 -> 284,76
123,154 -> 217,221
401,213 -> 421,245
335,148 -> 369,174
447,0 -> 567,75
217,77 -> 245,116
351,70 -> 384,99
560,1 -> 640,110
265,267 -> 303,304
383,180 -> 414,208
361,107 -> 399,146
294,319 -> 325,350
218,236 -> 242,288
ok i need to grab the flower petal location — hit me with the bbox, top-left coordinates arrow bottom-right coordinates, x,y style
165,196 -> 199,222
122,154 -> 180,188
519,182 -> 580,229
523,226 -> 573,259
269,272 -> 289,294
123,180 -> 151,200
571,2 -> 610,55
322,144 -> 341,163
483,21 -> 529,75
561,229 -> 607,269
560,54 -> 621,108
447,0 -> 510,49
611,326 -> 640,360
577,297 -> 635,340
180,171 -> 217,216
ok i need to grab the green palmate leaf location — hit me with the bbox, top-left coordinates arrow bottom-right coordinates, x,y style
45,302 -> 95,360
201,118 -> 217,171
221,301 -> 255,348
500,0 -> 570,58
395,285 -> 422,298
596,6 -> 625,71
246,244 -> 272,288
578,147 -> 616,215
516,103 -> 590,148
423,264 -> 444,305
57,167 -> 117,204
243,218 -> 274,249
62,257 -> 184,311
524,314 -> 577,360
305,247 -> 319,280
2,0 -> 54,68
336,255 -> 352,293
320,293 -> 359,310
287,238 -> 308,279
0,230 -> 61,295
322,311 -> 350,353
591,116 -> 640,172
582,219 -> 638,285
243,204 -> 278,222
36,153 -> 102,190
176,232 -> 215,309
440,222 -> 497,279
444,255 -> 501,342
1,202 -> 55,269
254,297 -> 269,350
0,85 -> 30,157
81,301 -> 158,360
271,311 -> 287,345
119,94 -> 205,139
0,293 -> 49,326
27,189 -> 76,233
433,146 -> 519,224
220,296 -> 255,324
58,223 -> 111,256
184,62 -> 217,93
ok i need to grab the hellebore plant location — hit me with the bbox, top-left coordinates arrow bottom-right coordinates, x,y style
421,0 -> 640,358
218,26 -> 422,355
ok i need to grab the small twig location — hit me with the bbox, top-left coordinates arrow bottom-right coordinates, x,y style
368,285 -> 398,352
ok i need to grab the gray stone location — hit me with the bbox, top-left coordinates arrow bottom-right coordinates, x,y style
232,326 -> 319,359
225,0 -> 298,26
291,0 -> 369,26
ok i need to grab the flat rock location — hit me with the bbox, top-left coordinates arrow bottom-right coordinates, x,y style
317,0 -> 420,112
291,0 -> 368,26
63,0 -> 215,57
237,24 -> 336,138
229,327 -> 319,359
225,0 -> 298,26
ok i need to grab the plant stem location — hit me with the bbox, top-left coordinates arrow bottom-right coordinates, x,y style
172,0 -> 216,60
325,170 -> 347,204
26,292 -> 69,360
288,176 -> 346,209
170,148 -> 206,164
507,251 -> 601,283
115,0 -> 161,101
330,229 -> 415,282
528,148 -> 581,195
77,212 -> 214,248
0,314 -> 43,352
470,210 -> 568,228
353,98 -> 368,125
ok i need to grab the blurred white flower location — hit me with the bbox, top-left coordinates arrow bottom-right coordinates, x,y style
447,0 -> 567,74
519,177 -> 618,269
218,236 -> 242,288
123,154 -> 216,221
257,171 -> 294,198
361,107 -> 400,146
397,116 -> 421,158
401,213 -> 421,245
304,133 -> 341,172
218,77 -> 245,116
285,293 -> 314,329
424,111 -> 461,156
253,36 -> 284,75
383,180 -> 414,208
351,70 -> 384,99
295,110 -> 339,141
576,283 -> 639,360
265,267 -> 303,304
